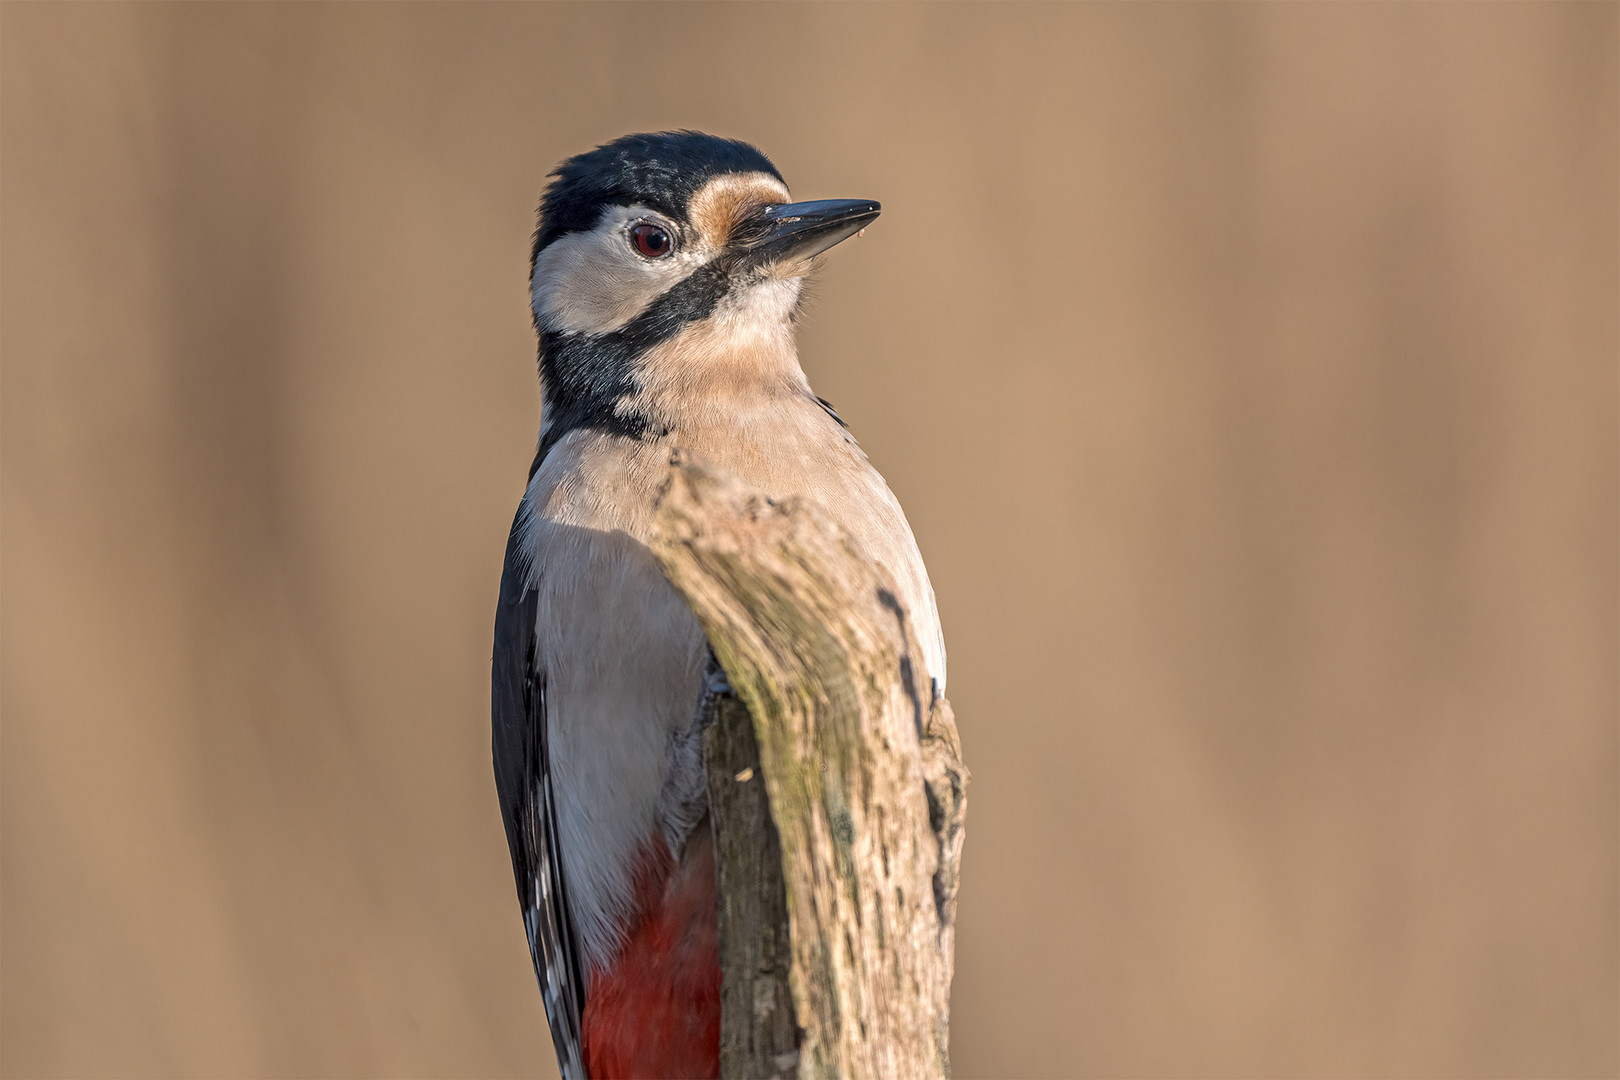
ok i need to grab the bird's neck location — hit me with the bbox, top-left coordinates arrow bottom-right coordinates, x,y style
537,277 -> 819,457
622,301 -> 810,433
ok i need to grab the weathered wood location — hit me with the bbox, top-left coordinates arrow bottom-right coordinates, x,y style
654,458 -> 968,1080
703,684 -> 801,1079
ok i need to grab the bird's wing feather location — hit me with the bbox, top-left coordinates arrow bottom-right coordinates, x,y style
493,485 -> 587,1080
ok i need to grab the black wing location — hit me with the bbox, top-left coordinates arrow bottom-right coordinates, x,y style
815,394 -> 849,428
493,482 -> 587,1079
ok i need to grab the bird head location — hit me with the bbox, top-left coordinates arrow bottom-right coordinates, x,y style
530,131 -> 878,338
527,132 -> 878,446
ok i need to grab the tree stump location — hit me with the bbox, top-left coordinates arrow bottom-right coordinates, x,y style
652,458 -> 968,1080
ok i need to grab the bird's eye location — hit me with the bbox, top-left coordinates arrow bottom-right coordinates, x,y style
630,221 -> 673,259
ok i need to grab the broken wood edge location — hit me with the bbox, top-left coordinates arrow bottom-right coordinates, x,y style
654,457 -> 968,1080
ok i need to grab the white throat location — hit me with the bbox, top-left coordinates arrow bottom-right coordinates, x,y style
620,277 -> 811,431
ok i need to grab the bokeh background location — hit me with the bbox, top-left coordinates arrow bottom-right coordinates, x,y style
3,3 -> 1615,1077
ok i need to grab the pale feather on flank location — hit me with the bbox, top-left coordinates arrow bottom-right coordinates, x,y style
519,436 -> 718,973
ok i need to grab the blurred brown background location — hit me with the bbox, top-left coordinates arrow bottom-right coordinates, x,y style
2,3 -> 1615,1077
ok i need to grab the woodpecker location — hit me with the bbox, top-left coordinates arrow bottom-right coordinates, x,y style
493,131 -> 947,1080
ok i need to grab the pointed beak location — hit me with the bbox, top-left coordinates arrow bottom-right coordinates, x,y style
735,198 -> 881,267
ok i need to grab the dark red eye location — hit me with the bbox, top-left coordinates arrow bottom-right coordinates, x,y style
630,221 -> 672,258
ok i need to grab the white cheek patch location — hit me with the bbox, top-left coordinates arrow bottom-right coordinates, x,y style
531,205 -> 709,336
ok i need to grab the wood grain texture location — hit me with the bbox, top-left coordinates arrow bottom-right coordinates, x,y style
703,687 -> 801,1080
654,458 -> 968,1080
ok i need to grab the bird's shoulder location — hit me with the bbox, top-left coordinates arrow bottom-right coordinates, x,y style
527,393 -> 865,524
